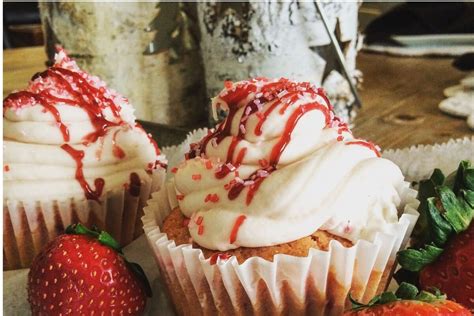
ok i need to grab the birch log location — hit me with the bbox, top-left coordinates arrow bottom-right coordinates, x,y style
39,2 -> 206,127
197,1 -> 362,123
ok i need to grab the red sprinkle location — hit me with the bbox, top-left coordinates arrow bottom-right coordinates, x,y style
229,215 -> 247,244
196,216 -> 203,225
337,136 -> 343,141
177,194 -> 184,201
4,165 -> 10,172
198,225 -> 204,235
171,167 -> 178,174
209,253 -> 231,265
205,160 -> 213,169
192,174 -> 202,181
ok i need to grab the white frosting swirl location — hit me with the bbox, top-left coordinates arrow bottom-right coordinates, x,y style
173,78 -> 405,251
3,49 -> 163,201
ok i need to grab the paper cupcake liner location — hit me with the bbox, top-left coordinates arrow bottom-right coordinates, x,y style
142,181 -> 418,315
382,136 -> 474,182
144,129 -> 420,315
3,168 -> 165,270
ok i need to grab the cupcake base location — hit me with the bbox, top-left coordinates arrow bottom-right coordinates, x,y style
143,180 -> 419,316
3,168 -> 165,270
162,207 -> 354,263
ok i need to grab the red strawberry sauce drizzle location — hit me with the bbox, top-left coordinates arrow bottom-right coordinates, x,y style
346,140 -> 381,157
187,78 -> 333,205
209,253 -> 232,265
3,58 -> 163,201
4,91 -> 71,141
129,172 -> 141,197
112,129 -> 126,159
230,215 -> 247,244
61,144 -> 104,201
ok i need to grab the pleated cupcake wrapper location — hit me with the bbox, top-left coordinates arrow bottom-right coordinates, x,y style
382,136 -> 474,182
3,168 -> 166,270
142,177 -> 419,315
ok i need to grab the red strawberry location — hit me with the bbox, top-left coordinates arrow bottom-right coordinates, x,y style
345,299 -> 469,316
419,221 -> 474,309
27,224 -> 151,316
345,283 -> 470,316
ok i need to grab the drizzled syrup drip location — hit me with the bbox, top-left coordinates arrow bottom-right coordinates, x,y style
2,54 -> 159,202
61,144 -> 104,201
186,78 -> 332,205
129,172 -> 141,197
209,253 -> 231,265
4,91 -> 70,142
229,215 -> 247,244
346,141 -> 381,157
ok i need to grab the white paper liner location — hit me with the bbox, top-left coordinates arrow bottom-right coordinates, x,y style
383,136 -> 474,182
3,168 -> 166,270
146,129 -> 420,315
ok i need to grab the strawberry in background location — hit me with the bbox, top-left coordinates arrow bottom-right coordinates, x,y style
396,160 -> 474,310
345,282 -> 470,316
27,224 -> 151,316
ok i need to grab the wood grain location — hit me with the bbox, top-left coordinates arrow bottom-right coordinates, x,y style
3,46 -> 473,149
354,52 -> 472,149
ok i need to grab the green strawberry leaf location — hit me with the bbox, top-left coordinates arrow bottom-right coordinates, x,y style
453,160 -> 474,193
430,168 -> 446,186
98,231 -> 122,253
395,282 -> 419,300
426,198 -> 453,247
378,292 -> 398,304
438,186 -> 473,233
462,189 -> 474,208
347,283 -> 446,312
394,268 -> 420,287
398,244 -> 443,272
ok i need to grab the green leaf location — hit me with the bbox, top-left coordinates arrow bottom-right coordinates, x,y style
462,190 -> 474,208
378,292 -> 398,304
416,290 -> 443,302
438,186 -> 472,233
395,282 -> 419,300
414,177 -> 443,246
348,293 -> 366,310
427,198 -> 453,246
367,294 -> 382,306
453,161 -> 474,193
398,244 -> 443,272
394,269 -> 420,287
98,231 -> 122,253
430,168 -> 445,186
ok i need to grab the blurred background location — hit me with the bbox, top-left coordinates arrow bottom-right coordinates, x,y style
3,1 -> 474,147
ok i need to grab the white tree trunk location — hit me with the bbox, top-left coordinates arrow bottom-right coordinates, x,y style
197,1 -> 361,122
39,2 -> 206,127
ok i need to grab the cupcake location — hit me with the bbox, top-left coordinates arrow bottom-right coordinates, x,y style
143,78 -> 419,315
3,48 -> 166,270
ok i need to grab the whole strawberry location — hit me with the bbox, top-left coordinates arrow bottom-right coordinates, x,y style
345,282 -> 470,316
27,224 -> 151,316
419,221 -> 474,309
396,161 -> 474,310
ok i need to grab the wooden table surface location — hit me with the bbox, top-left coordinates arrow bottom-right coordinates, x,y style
3,46 -> 473,149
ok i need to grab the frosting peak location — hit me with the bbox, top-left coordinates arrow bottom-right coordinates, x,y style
173,78 -> 404,251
